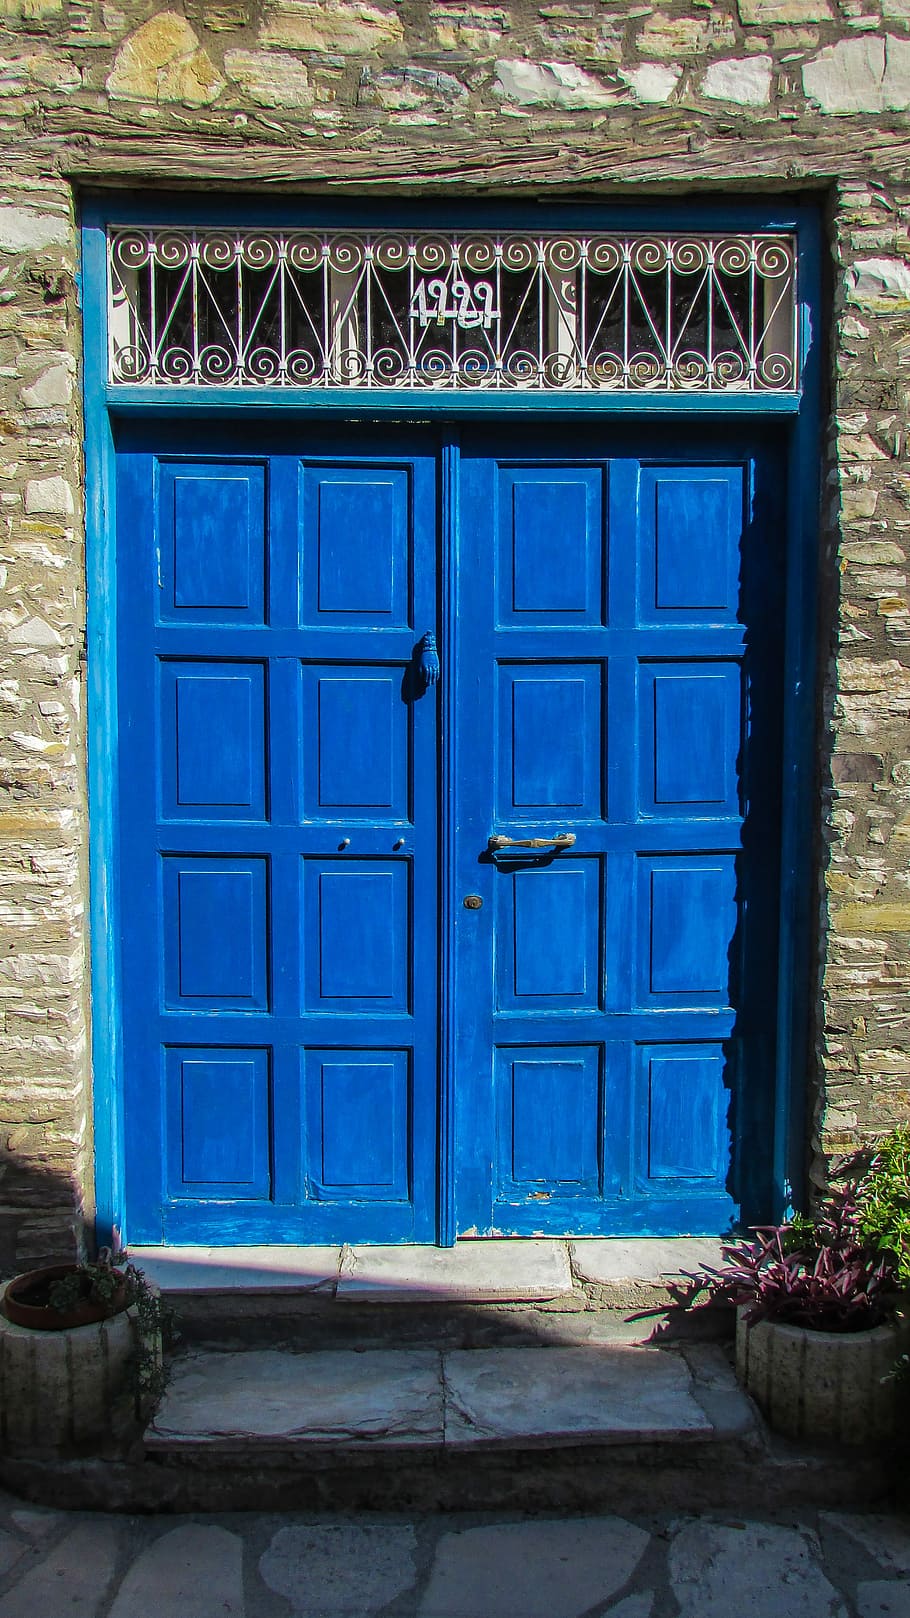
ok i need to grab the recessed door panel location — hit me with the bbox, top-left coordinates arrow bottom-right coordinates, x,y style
160,660 -> 267,820
162,856 -> 269,1011
495,1046 -> 602,1199
638,1044 -> 729,1187
303,1049 -> 410,1202
158,461 -> 266,622
301,463 -> 411,629
497,663 -> 603,819
638,466 -> 743,622
303,859 -> 409,1013
497,465 -> 605,626
639,856 -> 737,1007
301,666 -> 408,821
639,663 -> 740,817
495,860 -> 601,1012
166,1047 -> 271,1200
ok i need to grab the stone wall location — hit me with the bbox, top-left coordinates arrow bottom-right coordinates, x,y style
1,0 -> 910,1262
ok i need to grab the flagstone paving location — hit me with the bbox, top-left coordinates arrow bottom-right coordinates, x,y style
0,1491 -> 904,1617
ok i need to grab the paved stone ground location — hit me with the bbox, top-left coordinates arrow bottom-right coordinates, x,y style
0,1490 -> 905,1617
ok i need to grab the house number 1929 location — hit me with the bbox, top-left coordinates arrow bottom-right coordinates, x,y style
410,277 -> 497,330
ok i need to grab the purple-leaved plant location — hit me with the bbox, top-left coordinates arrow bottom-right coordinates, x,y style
706,1182 -> 898,1333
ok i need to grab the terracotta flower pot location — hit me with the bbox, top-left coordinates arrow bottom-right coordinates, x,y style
3,1264 -> 129,1331
735,1304 -> 910,1444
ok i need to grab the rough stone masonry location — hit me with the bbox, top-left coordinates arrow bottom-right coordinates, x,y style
1,0 -> 910,1265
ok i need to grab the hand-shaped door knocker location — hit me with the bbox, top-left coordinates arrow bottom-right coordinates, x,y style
417,631 -> 440,690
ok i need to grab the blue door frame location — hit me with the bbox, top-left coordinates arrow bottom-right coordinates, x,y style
81,195 -> 822,1248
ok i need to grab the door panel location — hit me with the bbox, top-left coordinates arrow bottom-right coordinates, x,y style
455,428 -> 784,1236
117,426 -> 438,1243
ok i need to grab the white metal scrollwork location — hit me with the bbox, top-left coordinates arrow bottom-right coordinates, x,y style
107,228 -> 797,392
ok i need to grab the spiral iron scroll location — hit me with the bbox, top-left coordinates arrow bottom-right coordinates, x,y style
107,228 -> 797,393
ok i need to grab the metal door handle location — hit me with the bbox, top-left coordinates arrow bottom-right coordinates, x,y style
487,833 -> 576,853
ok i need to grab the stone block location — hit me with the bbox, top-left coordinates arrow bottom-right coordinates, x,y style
739,0 -> 832,18
106,12 -> 224,106
184,1 -> 251,28
6,616 -> 62,647
0,53 -> 80,91
261,1524 -> 417,1617
493,57 -> 615,106
24,475 -> 72,514
419,1520 -> 650,1618
637,11 -> 736,57
431,6 -> 508,53
841,486 -> 881,520
20,365 -> 71,408
702,54 -> 773,104
108,1525 -> 245,1618
843,539 -> 901,564
619,62 -> 682,102
150,1347 -> 444,1446
670,1519 -> 845,1618
443,1344 -> 713,1445
0,206 -> 68,252
803,35 -> 910,114
0,1524 -> 119,1618
335,1238 -> 573,1301
831,752 -> 884,782
359,64 -> 468,109
0,0 -> 63,20
261,2 -> 405,54
848,256 -> 910,312
570,1237 -> 723,1286
223,49 -> 312,108
820,1513 -> 910,1573
128,1243 -> 341,1292
832,903 -> 910,933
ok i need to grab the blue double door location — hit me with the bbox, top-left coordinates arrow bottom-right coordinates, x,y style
115,422 -> 784,1244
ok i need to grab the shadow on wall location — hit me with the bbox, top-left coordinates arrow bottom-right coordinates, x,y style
0,1155 -> 86,1278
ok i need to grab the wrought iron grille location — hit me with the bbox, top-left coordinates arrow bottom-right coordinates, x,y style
107,228 -> 798,393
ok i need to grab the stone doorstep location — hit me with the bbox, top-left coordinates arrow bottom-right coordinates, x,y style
128,1237 -> 723,1307
145,1341 -> 755,1457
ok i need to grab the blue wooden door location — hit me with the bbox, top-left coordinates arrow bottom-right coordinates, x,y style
116,425 -> 439,1243
455,427 -> 784,1236
115,420 -> 784,1244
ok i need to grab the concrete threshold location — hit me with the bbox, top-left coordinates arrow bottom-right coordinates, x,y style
129,1236 -> 723,1306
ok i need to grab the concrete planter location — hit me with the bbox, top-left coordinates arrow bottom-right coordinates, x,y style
0,1279 -> 153,1458
735,1305 -> 910,1444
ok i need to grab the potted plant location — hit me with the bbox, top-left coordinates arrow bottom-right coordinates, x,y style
706,1156 -> 910,1444
0,1248 -> 167,1458
4,1253 -> 131,1330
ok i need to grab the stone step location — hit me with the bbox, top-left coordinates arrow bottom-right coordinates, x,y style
1,1338 -> 892,1515
130,1238 -> 731,1348
147,1340 -> 750,1455
129,1338 -> 772,1510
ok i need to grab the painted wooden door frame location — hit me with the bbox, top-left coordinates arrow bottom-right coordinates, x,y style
81,193 -> 822,1249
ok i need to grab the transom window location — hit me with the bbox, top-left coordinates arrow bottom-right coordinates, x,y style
107,227 -> 797,393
